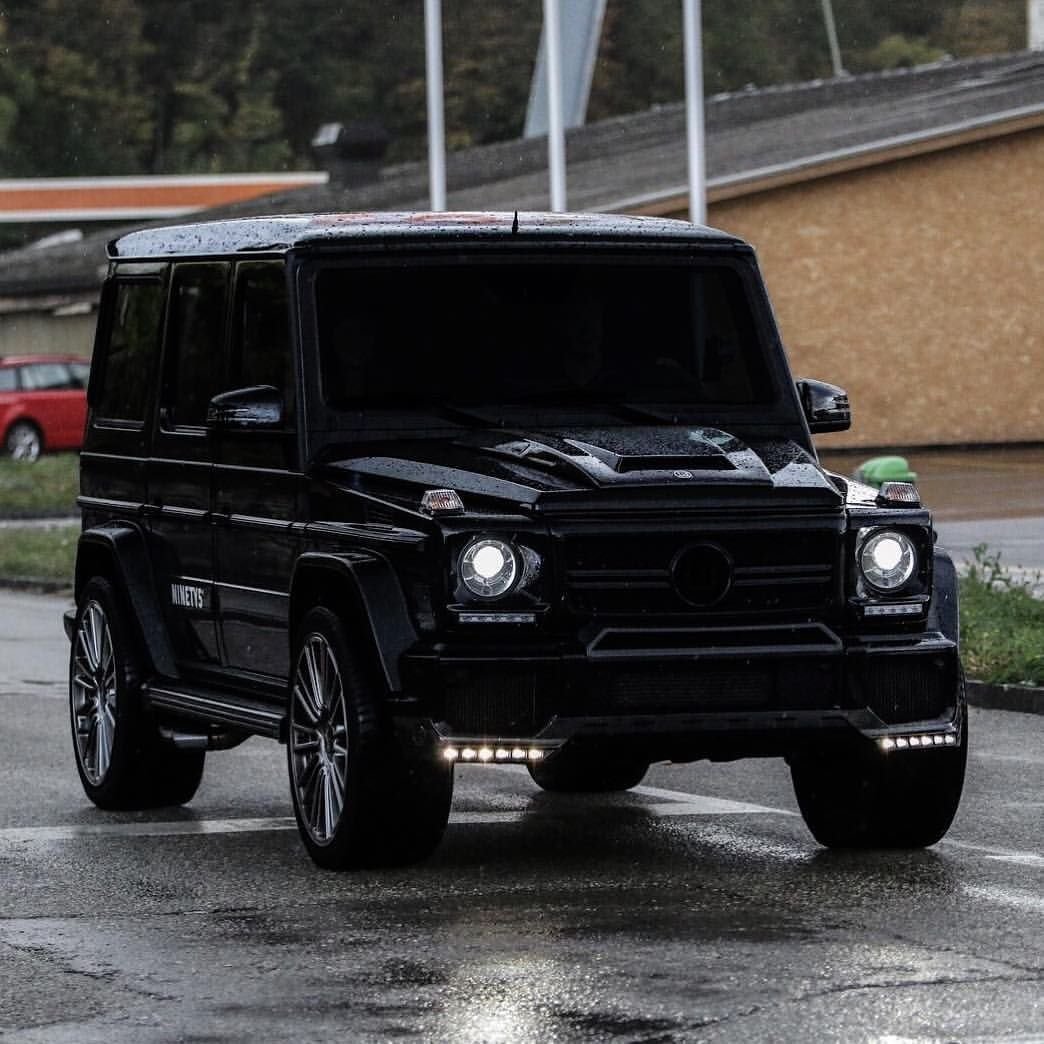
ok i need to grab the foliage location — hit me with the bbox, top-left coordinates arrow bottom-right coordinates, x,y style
0,523 -> 78,584
0,0 -> 1029,177
0,454 -> 79,517
959,544 -> 1044,687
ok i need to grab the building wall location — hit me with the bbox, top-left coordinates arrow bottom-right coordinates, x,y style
0,311 -> 95,358
688,127 -> 1044,448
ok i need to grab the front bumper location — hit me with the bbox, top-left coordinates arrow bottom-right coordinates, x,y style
396,623 -> 961,761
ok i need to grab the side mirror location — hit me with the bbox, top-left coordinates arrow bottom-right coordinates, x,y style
206,385 -> 284,430
796,378 -> 851,434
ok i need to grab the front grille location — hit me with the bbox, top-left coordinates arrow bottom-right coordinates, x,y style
606,666 -> 772,710
442,669 -> 543,736
855,659 -> 951,724
559,521 -> 839,618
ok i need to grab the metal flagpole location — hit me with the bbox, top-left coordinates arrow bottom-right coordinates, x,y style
820,0 -> 845,78
424,0 -> 447,211
682,0 -> 706,224
544,0 -> 567,212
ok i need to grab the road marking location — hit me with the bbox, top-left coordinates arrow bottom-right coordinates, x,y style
631,782 -> 797,815
939,839 -> 1044,869
961,885 -> 1044,915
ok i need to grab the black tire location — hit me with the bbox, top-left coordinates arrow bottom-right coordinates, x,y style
527,746 -> 649,793
69,577 -> 205,810
5,420 -> 42,461
287,607 -> 453,870
790,669 -> 968,848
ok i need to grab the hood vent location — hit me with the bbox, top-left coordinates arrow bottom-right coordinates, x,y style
565,438 -> 735,475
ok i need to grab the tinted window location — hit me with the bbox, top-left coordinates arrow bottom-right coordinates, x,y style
0,368 -> 15,392
96,281 -> 166,423
228,262 -> 293,420
21,362 -> 72,390
317,263 -> 772,411
163,263 -> 229,428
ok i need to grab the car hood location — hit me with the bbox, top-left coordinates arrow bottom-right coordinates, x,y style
320,425 -> 844,513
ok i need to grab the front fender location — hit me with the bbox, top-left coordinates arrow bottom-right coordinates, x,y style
929,547 -> 960,647
290,551 -> 418,693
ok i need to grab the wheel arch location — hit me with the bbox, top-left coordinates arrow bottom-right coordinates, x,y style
289,552 -> 418,694
75,524 -> 178,678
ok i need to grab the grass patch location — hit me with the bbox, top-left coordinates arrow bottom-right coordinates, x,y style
0,523 -> 78,585
0,454 -> 79,517
959,545 -> 1044,687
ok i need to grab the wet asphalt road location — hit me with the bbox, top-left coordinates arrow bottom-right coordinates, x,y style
0,591 -> 1042,1043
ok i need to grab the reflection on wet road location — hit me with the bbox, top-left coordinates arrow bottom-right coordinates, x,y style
1,589 -> 1042,1042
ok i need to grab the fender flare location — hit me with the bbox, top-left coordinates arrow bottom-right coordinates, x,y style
929,547 -> 960,648
290,551 -> 418,693
74,523 -> 178,678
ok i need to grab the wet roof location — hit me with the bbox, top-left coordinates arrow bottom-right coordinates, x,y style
108,210 -> 741,258
2,51 -> 1042,297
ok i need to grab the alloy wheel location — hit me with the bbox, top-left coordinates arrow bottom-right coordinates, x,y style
7,423 -> 41,462
70,601 -> 118,785
289,633 -> 350,844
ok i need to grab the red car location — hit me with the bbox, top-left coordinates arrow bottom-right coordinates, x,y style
0,354 -> 89,460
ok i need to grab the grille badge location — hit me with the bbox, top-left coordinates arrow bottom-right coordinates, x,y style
671,543 -> 733,607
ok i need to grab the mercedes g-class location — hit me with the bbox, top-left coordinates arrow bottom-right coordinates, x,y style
68,212 -> 965,869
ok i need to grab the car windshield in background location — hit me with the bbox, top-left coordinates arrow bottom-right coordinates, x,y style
316,262 -> 774,417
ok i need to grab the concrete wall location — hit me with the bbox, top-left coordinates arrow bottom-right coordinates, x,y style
683,127 -> 1044,449
0,311 -> 95,358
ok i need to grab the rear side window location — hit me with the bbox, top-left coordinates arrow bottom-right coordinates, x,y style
0,368 -> 16,392
228,261 -> 293,421
163,263 -> 230,429
96,281 -> 166,423
21,362 -> 72,390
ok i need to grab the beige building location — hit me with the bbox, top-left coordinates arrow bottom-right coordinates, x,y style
639,115 -> 1044,448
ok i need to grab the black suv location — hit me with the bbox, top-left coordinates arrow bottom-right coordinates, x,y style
68,212 -> 965,869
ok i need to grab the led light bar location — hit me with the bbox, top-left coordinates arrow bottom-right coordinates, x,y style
878,731 -> 958,752
863,602 -> 923,618
457,612 -> 537,624
442,744 -> 546,763
421,488 -> 464,515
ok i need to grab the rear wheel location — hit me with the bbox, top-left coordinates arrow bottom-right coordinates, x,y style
70,577 -> 205,809
5,420 -> 42,461
790,669 -> 968,848
527,746 -> 649,793
287,607 -> 453,870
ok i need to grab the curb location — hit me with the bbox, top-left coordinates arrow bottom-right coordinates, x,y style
0,578 -> 72,595
966,680 -> 1044,716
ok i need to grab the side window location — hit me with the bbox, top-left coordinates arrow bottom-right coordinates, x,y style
163,263 -> 230,429
21,363 -> 72,390
69,361 -> 90,388
0,368 -> 16,392
228,261 -> 293,422
96,280 -> 165,423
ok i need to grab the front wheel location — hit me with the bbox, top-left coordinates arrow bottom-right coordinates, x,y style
287,607 -> 453,870
70,578 -> 205,809
527,746 -> 649,793
790,670 -> 968,849
5,420 -> 42,461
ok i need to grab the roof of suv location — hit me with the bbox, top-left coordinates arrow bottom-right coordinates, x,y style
108,211 -> 746,259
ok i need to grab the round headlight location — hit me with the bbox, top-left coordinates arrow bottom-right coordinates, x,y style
859,530 -> 916,591
460,538 -> 519,599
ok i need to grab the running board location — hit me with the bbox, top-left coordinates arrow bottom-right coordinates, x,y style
145,682 -> 285,741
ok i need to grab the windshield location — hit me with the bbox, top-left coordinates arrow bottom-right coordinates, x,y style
316,261 -> 774,417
